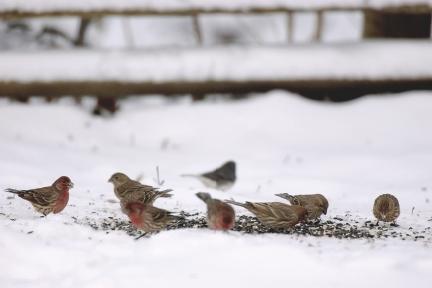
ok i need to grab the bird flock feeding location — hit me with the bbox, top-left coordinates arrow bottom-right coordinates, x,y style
4,161 -> 402,236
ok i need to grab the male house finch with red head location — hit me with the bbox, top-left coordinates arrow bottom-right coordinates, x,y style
373,194 -> 400,223
225,200 -> 307,229
275,193 -> 329,220
196,192 -> 235,231
122,201 -> 180,233
182,161 -> 236,191
108,172 -> 172,204
5,176 -> 73,216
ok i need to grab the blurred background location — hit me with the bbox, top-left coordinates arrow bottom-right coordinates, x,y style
0,0 -> 431,114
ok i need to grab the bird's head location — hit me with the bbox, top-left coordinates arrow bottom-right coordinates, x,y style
108,172 -> 130,187
54,176 -> 74,191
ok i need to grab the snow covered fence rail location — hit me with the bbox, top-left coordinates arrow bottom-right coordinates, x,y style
0,0 -> 432,18
1,41 -> 432,100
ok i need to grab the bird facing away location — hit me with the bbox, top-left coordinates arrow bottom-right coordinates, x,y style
5,176 -> 73,216
225,200 -> 307,229
275,193 -> 329,219
108,172 -> 173,204
373,194 -> 400,223
182,161 -> 236,191
122,201 -> 180,233
196,192 -> 235,231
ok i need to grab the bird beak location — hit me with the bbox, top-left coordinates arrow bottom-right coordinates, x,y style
68,182 -> 74,189
108,177 -> 113,183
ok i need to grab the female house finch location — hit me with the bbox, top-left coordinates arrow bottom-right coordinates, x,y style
182,161 -> 236,191
5,176 -> 73,216
122,201 -> 180,233
108,172 -> 172,204
196,192 -> 235,231
275,193 -> 329,219
225,200 -> 307,229
373,194 -> 400,223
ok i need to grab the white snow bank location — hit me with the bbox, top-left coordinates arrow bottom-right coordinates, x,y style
0,0 -> 431,13
1,91 -> 432,287
1,41 -> 432,82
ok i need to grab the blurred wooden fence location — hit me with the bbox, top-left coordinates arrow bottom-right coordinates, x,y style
0,0 -> 431,108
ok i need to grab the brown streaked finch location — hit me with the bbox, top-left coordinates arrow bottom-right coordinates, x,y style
122,201 -> 180,233
5,176 -> 73,216
108,172 -> 172,204
275,193 -> 329,219
182,161 -> 236,191
373,194 -> 400,223
196,192 -> 235,231
225,200 -> 307,229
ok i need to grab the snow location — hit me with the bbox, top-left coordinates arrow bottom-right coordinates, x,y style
0,91 -> 432,287
1,41 -> 432,83
0,0 -> 431,13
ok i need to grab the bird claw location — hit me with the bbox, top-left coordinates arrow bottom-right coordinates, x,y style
135,232 -> 149,240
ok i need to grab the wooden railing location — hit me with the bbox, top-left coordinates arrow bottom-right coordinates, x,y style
1,0 -> 432,18
0,0 -> 432,107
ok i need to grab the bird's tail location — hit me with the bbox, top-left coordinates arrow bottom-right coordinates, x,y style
274,193 -> 292,200
158,189 -> 173,198
5,188 -> 22,195
169,211 -> 186,221
180,174 -> 199,178
196,192 -> 212,203
224,199 -> 247,208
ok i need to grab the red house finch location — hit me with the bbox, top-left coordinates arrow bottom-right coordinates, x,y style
225,200 -> 307,229
275,193 -> 329,219
122,201 -> 180,233
5,176 -> 73,216
196,192 -> 235,230
108,172 -> 172,204
182,161 -> 236,191
373,194 -> 400,222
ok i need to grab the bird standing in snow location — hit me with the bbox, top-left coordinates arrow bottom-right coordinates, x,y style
275,193 -> 328,220
182,161 -> 236,191
196,192 -> 235,231
122,201 -> 180,233
225,200 -> 307,229
373,194 -> 400,223
108,172 -> 172,204
5,176 -> 73,216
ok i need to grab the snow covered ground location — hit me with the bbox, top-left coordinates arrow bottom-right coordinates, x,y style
0,91 -> 432,287
1,0 -> 431,13
2,41 -> 432,82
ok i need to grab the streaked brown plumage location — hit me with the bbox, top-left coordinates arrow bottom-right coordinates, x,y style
373,194 -> 400,222
5,176 -> 73,216
108,172 -> 172,204
275,193 -> 329,219
196,192 -> 235,231
225,200 -> 307,229
122,201 -> 180,232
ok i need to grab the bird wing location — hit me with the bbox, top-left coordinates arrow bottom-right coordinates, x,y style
202,162 -> 236,182
249,202 -> 298,222
16,186 -> 57,206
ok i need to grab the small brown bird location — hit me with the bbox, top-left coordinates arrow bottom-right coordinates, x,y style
182,161 -> 236,191
373,194 -> 400,223
196,192 -> 235,231
225,200 -> 307,229
122,201 -> 180,233
275,193 -> 329,219
108,172 -> 172,204
5,176 -> 73,216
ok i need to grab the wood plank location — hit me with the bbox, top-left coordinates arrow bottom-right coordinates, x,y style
1,5 -> 432,19
1,79 -> 432,101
